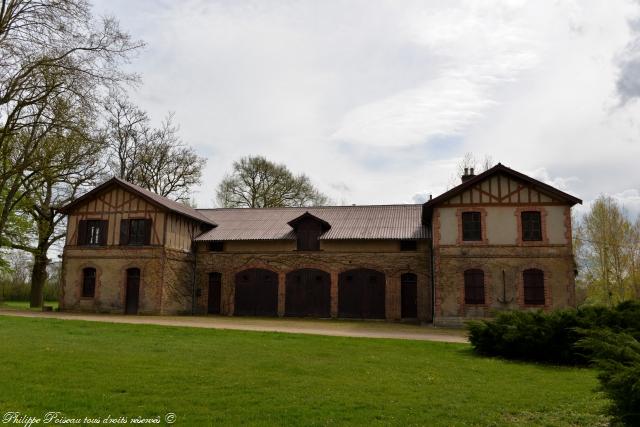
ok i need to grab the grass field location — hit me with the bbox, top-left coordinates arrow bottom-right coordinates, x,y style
0,300 -> 59,310
0,315 -> 609,426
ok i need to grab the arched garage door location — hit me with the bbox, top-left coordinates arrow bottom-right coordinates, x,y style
285,269 -> 331,317
234,269 -> 278,316
338,268 -> 385,319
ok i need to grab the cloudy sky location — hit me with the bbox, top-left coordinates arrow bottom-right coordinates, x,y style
93,0 -> 640,217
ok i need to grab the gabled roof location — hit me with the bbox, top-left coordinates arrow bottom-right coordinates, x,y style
422,163 -> 582,223
195,205 -> 429,241
287,211 -> 331,232
59,177 -> 217,226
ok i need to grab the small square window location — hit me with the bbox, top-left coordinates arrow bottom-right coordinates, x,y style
400,240 -> 418,251
208,241 -> 224,251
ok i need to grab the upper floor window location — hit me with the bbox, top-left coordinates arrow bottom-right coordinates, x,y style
295,219 -> 322,251
120,219 -> 152,246
77,220 -> 108,246
464,269 -> 485,304
523,268 -> 545,305
461,212 -> 482,241
521,211 -> 542,241
82,268 -> 96,298
208,241 -> 224,252
400,240 -> 418,251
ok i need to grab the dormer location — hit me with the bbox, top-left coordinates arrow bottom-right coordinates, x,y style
287,212 -> 331,251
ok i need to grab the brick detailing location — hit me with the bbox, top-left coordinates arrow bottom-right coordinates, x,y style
515,263 -> 553,310
457,266 -> 493,316
195,250 -> 432,321
455,207 -> 489,245
514,206 -> 549,246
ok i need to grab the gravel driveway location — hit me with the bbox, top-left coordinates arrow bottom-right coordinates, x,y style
0,309 -> 468,343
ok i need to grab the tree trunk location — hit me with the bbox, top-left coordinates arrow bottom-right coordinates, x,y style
30,250 -> 48,308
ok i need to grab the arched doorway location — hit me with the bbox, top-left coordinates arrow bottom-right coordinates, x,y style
234,268 -> 278,316
338,268 -> 385,319
285,269 -> 331,317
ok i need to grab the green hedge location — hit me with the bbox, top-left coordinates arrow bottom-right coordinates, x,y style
467,301 -> 640,365
578,330 -> 640,425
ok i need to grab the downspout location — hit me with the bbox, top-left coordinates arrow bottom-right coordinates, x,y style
430,230 -> 435,324
191,226 -> 198,315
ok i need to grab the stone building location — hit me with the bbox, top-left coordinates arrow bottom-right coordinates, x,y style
59,163 -> 581,325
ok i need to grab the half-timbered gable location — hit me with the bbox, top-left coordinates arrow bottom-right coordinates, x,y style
423,163 -> 581,326
58,164 -> 580,324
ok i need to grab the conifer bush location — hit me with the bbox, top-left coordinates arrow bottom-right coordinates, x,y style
467,301 -> 640,365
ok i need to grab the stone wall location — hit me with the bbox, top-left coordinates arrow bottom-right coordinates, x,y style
433,245 -> 576,326
60,247 -> 193,315
194,243 -> 432,321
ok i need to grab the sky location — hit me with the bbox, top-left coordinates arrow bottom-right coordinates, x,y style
92,0 -> 640,218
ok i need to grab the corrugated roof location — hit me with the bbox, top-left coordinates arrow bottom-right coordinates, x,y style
59,177 -> 217,226
195,205 -> 429,241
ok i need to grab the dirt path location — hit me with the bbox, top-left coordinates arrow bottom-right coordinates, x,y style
0,309 -> 468,343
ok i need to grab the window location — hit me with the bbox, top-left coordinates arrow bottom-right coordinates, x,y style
523,269 -> 545,305
461,212 -> 482,241
119,219 -> 151,246
522,211 -> 542,241
296,219 -> 321,251
77,220 -> 108,246
82,268 -> 96,298
400,240 -> 418,251
464,269 -> 485,304
208,241 -> 224,252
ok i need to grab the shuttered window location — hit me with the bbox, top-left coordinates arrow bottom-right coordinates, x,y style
523,268 -> 545,305
120,219 -> 152,246
462,212 -> 482,241
77,220 -> 108,246
82,268 -> 96,298
464,269 -> 485,304
522,211 -> 542,241
296,219 -> 321,251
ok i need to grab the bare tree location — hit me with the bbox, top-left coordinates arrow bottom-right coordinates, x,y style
216,155 -> 329,208
103,93 -> 206,202
12,100 -> 106,307
446,152 -> 495,189
0,0 -> 143,243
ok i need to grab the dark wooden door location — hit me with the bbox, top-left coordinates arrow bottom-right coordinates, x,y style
125,268 -> 140,315
285,269 -> 330,317
338,269 -> 385,319
401,273 -> 418,318
208,272 -> 222,314
234,269 -> 278,316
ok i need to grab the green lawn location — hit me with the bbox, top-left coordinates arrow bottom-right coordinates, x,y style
0,300 -> 59,310
0,316 -> 609,426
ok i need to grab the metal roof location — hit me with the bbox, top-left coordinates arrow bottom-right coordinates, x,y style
195,205 -> 429,241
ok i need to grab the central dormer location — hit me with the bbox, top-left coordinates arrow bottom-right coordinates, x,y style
287,212 -> 331,251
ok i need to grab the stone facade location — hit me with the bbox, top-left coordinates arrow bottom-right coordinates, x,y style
194,240 -> 432,321
59,165 -> 581,324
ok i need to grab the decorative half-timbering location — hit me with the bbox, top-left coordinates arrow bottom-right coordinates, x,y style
58,163 -> 580,325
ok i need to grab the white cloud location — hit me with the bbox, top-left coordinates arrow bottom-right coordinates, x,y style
92,0 -> 640,210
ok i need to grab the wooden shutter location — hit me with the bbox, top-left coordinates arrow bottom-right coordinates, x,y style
99,220 -> 108,246
523,269 -> 545,305
77,220 -> 87,245
119,219 -> 130,246
144,219 -> 152,245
